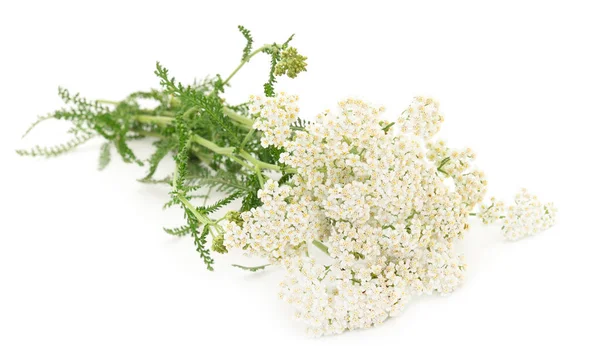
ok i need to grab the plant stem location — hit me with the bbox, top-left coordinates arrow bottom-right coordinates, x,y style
312,240 -> 330,255
135,110 -> 252,129
223,107 -> 254,126
231,263 -> 270,272
382,122 -> 395,133
135,115 -> 173,126
239,149 -> 280,171
178,107 -> 196,120
244,150 -> 297,173
189,147 -> 213,165
97,99 -> 119,105
132,113 -> 291,173
219,45 -> 275,91
177,194 -> 213,226
191,136 -> 235,156
254,166 -> 265,188
240,128 -> 256,150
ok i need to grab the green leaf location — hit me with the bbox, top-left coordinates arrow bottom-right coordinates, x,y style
238,25 -> 254,61
16,132 -> 95,158
232,264 -> 270,272
163,225 -> 192,237
263,48 -> 279,97
198,191 -> 243,215
143,138 -> 176,180
240,174 -> 263,212
187,170 -> 250,194
98,142 -> 111,170
193,224 -> 214,270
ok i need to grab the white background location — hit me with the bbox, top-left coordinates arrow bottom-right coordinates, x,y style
1,1 -> 599,356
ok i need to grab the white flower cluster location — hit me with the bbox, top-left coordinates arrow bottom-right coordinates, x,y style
501,189 -> 557,240
223,179 -> 327,260
279,237 -> 467,337
249,93 -> 299,148
398,96 -> 444,139
426,139 -> 476,177
224,95 -> 557,336
279,256 -> 410,336
426,139 -> 487,209
476,197 -> 506,224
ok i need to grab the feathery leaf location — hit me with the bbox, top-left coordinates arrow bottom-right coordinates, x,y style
16,132 -> 95,158
238,25 -> 254,61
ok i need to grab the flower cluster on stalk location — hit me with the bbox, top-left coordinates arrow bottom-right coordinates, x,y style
249,93 -> 299,148
224,93 -> 557,336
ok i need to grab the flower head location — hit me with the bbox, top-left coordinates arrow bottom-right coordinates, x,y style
274,47 -> 308,79
249,92 -> 300,148
398,96 -> 444,139
226,94 -> 555,336
502,189 -> 557,240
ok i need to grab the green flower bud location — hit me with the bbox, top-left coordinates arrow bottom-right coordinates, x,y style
211,233 -> 228,254
225,210 -> 243,227
274,47 -> 307,79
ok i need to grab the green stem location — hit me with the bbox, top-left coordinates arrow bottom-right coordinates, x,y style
312,240 -> 330,255
240,128 -> 256,150
231,263 -> 270,272
181,106 -> 253,130
189,147 -> 213,165
135,110 -> 251,129
239,149 -> 281,171
219,45 -> 275,91
97,99 -> 119,105
183,106 -> 198,119
135,115 -> 173,126
223,107 -> 254,126
191,136 -> 235,156
254,166 -> 265,188
177,194 -> 214,226
230,156 -> 254,170
132,113 -> 290,173
437,157 -> 451,174
382,122 -> 395,133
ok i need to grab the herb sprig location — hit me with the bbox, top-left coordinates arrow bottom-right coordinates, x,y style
17,26 -> 307,270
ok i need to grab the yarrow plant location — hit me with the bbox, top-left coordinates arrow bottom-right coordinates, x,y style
18,27 -> 557,337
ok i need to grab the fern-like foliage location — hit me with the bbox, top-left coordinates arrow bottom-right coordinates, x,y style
238,25 -> 253,61
21,115 -> 51,138
278,173 -> 294,186
32,88 -> 145,165
16,132 -> 95,158
173,120 -> 192,191
262,33 -> 300,97
240,174 -> 263,212
139,176 -> 171,184
263,46 -> 280,97
198,191 -> 243,215
18,27 -> 308,271
257,145 -> 285,166
193,222 -> 214,270
163,225 -> 192,237
187,170 -> 250,194
143,138 -> 176,180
